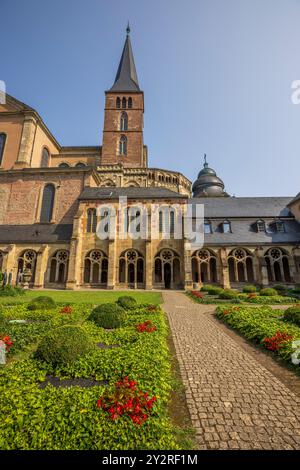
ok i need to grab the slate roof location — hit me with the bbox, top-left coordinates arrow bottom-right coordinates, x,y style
79,187 -> 186,200
0,224 -> 73,244
189,197 -> 300,245
109,29 -> 140,92
190,197 -> 295,218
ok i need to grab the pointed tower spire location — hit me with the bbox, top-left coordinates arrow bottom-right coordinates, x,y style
110,25 -> 140,92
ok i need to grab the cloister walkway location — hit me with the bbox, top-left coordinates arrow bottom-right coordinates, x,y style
163,291 -> 300,450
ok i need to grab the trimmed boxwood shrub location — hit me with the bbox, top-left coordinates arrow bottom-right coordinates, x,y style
88,303 -> 126,329
242,285 -> 257,293
201,285 -> 223,295
27,296 -> 56,310
273,284 -> 287,294
35,325 -> 94,366
260,288 -> 278,297
219,289 -> 238,300
117,296 -> 137,310
283,306 -> 300,326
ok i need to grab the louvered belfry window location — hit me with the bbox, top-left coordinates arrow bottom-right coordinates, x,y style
40,184 -> 55,222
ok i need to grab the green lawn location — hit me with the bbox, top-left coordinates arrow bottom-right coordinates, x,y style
0,290 -> 162,306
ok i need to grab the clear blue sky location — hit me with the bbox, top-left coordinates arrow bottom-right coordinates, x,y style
1,0 -> 300,196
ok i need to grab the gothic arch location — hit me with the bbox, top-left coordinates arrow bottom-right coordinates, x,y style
264,247 -> 292,283
228,248 -> 254,283
49,250 -> 69,283
83,250 -> 108,285
17,250 -> 37,285
154,249 -> 181,289
192,248 -> 218,284
119,249 -> 144,286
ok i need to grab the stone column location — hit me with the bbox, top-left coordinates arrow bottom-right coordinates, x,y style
183,238 -> 193,290
255,248 -> 269,286
219,247 -> 230,289
107,239 -> 116,289
290,248 -> 300,284
145,239 -> 153,290
66,211 -> 83,289
66,238 -> 81,289
14,115 -> 37,168
34,245 -> 49,288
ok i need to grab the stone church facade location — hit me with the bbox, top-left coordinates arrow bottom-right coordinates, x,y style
0,28 -> 300,290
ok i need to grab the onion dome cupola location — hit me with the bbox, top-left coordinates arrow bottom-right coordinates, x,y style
192,155 -> 229,197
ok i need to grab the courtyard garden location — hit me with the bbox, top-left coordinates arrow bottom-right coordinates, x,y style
0,290 -> 192,450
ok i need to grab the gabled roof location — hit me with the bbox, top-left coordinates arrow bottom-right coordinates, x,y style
79,187 -> 186,200
109,26 -> 140,92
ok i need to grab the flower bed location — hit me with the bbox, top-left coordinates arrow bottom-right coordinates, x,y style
187,289 -> 296,305
0,300 -> 181,450
215,305 -> 300,366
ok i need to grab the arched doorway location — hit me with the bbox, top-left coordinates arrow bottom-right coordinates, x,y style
154,249 -> 181,289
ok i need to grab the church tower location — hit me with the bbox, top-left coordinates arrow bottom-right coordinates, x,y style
101,25 -> 147,168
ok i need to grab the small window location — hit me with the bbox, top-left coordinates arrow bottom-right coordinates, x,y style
276,220 -> 285,232
116,97 -> 121,109
0,133 -> 7,166
119,135 -> 127,155
128,97 -> 133,108
170,210 -> 175,235
75,162 -> 86,168
41,148 -> 50,167
58,162 -> 70,168
122,97 -> 127,109
256,220 -> 265,232
204,221 -> 212,234
222,220 -> 231,233
120,112 -> 128,131
87,208 -> 97,233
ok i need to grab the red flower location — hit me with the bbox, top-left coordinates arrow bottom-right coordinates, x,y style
96,377 -> 157,425
263,331 -> 294,351
135,321 -> 157,333
0,335 -> 13,351
60,306 -> 73,314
